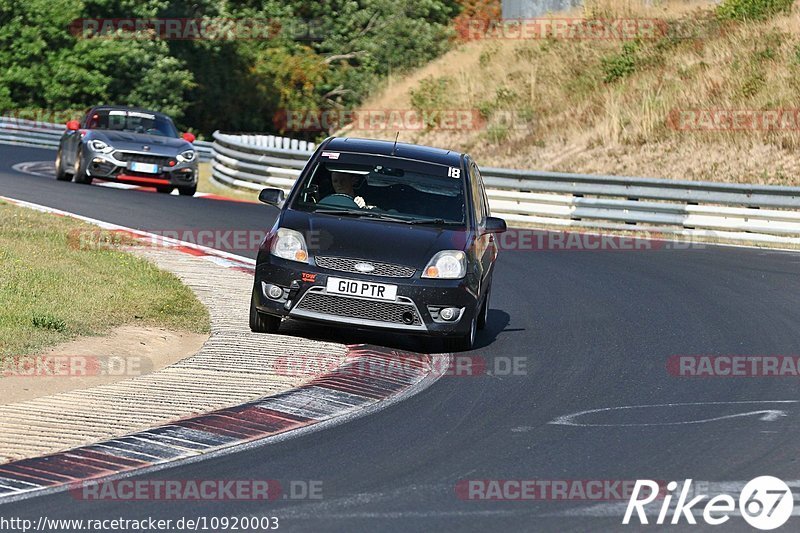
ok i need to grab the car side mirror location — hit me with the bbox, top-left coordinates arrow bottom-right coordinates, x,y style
66,120 -> 80,131
259,188 -> 285,207
484,216 -> 507,233
182,132 -> 196,143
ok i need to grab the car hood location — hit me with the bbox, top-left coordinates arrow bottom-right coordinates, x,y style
89,130 -> 191,154
280,209 -> 470,268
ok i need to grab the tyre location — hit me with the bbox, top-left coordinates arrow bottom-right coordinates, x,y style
444,312 -> 477,352
249,288 -> 281,333
477,282 -> 491,330
156,186 -> 173,194
72,147 -> 93,185
178,185 -> 197,197
55,148 -> 70,181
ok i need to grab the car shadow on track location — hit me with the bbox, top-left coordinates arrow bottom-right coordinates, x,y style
474,309 -> 513,350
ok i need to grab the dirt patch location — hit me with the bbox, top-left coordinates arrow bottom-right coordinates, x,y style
0,326 -> 207,405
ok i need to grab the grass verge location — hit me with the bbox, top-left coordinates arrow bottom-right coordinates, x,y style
196,162 -> 261,202
0,200 -> 210,357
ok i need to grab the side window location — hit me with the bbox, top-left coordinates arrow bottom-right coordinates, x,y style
474,165 -> 490,218
469,163 -> 485,225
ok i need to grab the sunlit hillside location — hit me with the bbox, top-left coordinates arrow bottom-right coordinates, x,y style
341,0 -> 800,185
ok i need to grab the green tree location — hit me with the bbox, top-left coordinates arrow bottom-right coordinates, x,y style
0,0 -> 461,135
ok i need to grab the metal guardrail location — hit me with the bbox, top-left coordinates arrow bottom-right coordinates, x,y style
0,117 -> 800,244
210,131 -> 314,191
0,116 -> 214,161
1,119 -> 795,245
211,132 -> 800,245
479,168 -> 800,243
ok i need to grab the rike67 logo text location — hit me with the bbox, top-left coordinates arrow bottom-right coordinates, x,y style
624,477 -> 794,530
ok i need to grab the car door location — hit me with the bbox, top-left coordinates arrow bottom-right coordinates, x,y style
468,160 -> 493,294
478,167 -> 498,272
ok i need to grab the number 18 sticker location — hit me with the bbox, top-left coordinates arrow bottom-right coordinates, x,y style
448,167 -> 460,178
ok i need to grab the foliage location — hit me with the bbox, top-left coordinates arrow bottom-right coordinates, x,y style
0,0 -> 461,136
409,76 -> 452,113
409,76 -> 456,130
716,0 -> 795,21
453,0 -> 501,41
601,42 -> 640,83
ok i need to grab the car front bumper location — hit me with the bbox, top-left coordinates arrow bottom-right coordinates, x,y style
253,254 -> 479,337
83,150 -> 198,187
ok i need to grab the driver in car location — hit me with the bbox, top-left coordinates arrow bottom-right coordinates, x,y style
330,171 -> 372,209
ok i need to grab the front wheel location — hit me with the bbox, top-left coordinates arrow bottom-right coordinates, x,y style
249,288 -> 281,333
72,147 -> 93,185
444,313 -> 477,352
477,283 -> 491,330
55,148 -> 70,181
178,185 -> 197,196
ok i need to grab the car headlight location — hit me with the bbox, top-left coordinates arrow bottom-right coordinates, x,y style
89,140 -> 113,153
422,250 -> 467,279
177,149 -> 196,163
270,228 -> 309,263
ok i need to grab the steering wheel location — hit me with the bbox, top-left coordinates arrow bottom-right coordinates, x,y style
317,194 -> 359,209
301,186 -> 318,204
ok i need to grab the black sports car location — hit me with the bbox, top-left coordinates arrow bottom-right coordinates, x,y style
55,105 -> 198,195
250,137 -> 507,351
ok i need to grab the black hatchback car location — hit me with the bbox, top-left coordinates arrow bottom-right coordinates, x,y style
250,137 -> 506,351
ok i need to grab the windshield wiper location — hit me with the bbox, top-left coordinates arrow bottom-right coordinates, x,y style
314,209 -> 462,226
403,218 -> 463,226
313,209 -> 410,223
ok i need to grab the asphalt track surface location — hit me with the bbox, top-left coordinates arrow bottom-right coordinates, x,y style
1,145 -> 800,532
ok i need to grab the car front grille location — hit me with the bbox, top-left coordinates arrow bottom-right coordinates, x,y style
114,152 -> 174,167
293,291 -> 422,326
89,160 -> 117,176
314,256 -> 416,278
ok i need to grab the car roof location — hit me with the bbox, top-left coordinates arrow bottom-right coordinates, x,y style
322,137 -> 465,167
87,105 -> 172,120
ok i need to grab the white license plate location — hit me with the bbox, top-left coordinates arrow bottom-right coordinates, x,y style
129,162 -> 159,174
326,277 -> 397,301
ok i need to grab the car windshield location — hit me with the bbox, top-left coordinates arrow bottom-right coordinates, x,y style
290,154 -> 466,225
85,109 -> 178,138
